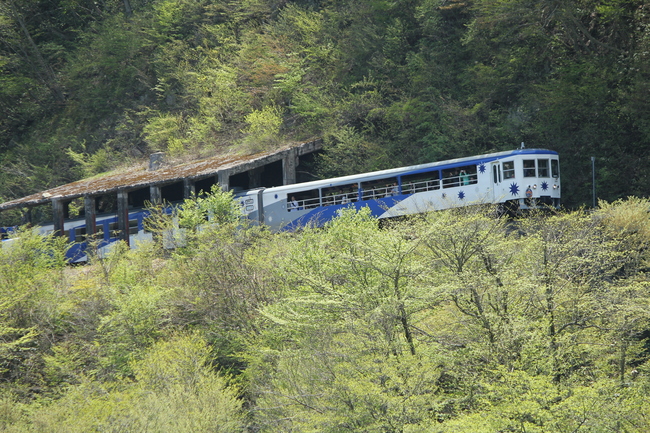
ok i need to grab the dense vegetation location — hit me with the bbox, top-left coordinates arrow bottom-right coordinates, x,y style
2,1 -> 650,431
1,0 -> 649,212
1,193 -> 650,431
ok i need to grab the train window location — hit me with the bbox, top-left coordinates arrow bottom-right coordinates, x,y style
323,182 -> 360,205
537,159 -> 549,177
401,171 -> 440,194
360,178 -> 398,200
288,188 -> 321,210
95,225 -> 104,239
503,161 -> 515,179
75,226 -> 87,241
442,165 -> 476,188
523,159 -> 536,177
408,173 -> 438,192
129,219 -> 139,235
287,195 -> 300,212
109,222 -> 119,238
551,159 -> 560,178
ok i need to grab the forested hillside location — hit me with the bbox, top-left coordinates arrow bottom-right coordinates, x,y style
2,193 -> 650,431
2,2 -> 650,431
1,0 -> 649,210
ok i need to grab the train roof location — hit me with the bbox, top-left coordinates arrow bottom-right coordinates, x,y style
259,148 -> 558,194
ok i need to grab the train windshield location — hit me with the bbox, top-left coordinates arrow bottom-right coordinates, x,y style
538,159 -> 549,177
503,161 -> 515,179
551,159 -> 560,178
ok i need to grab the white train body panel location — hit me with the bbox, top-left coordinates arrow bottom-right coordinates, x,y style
238,148 -> 560,231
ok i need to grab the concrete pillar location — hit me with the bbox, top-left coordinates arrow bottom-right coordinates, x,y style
249,167 -> 263,188
20,207 -> 32,225
117,190 -> 130,246
282,148 -> 298,185
84,196 -> 96,240
150,185 -> 162,205
217,169 -> 230,192
183,179 -> 195,198
52,198 -> 65,237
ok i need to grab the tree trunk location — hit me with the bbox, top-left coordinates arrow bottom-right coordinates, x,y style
5,0 -> 65,102
123,0 -> 133,17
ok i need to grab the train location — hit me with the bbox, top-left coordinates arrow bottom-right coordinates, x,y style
237,147 -> 560,231
1,147 -> 560,262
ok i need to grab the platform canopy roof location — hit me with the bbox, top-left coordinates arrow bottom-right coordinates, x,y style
0,140 -> 321,212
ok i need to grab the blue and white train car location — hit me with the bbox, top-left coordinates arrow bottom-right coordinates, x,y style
53,210 -> 155,262
1,209 -> 156,263
236,148 -> 560,231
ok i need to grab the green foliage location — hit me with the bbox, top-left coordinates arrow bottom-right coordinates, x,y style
152,0 -> 210,40
9,334 -> 245,433
61,15 -> 150,124
0,227 -> 68,394
159,221 -> 279,374
253,209 -> 443,429
240,105 -> 283,152
178,63 -> 252,145
66,144 -> 116,178
1,203 -> 650,431
315,126 -> 391,177
175,184 -> 242,231
142,112 -> 186,155
248,206 -> 650,431
3,0 -> 650,428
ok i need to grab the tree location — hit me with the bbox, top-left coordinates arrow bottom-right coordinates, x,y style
0,226 -> 68,394
250,208 -> 447,431
16,333 -> 245,432
418,206 -> 522,363
0,0 -> 64,102
175,184 -> 242,232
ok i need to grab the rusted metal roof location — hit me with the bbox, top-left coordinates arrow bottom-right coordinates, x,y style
0,140 -> 322,211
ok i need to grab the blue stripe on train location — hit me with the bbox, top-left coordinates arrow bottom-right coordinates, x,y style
281,196 -> 405,231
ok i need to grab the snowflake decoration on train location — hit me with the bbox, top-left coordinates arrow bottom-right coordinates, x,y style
541,181 -> 549,191
509,183 -> 520,196
478,163 -> 486,174
458,191 -> 465,200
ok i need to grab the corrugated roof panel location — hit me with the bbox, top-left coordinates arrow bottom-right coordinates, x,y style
0,140 -> 321,211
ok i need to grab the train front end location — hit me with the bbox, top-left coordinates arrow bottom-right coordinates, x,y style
490,149 -> 561,213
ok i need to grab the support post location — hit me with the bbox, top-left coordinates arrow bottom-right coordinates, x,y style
117,189 -> 130,246
150,185 -> 162,205
20,207 -> 32,225
52,198 -> 65,238
84,196 -> 97,241
183,179 -> 195,198
249,167 -> 263,189
282,148 -> 298,185
591,156 -> 596,208
217,170 -> 230,192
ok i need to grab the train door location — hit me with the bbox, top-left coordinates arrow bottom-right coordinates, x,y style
491,161 -> 502,203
